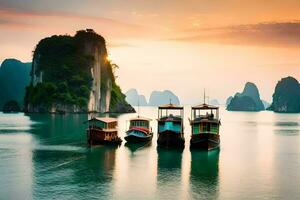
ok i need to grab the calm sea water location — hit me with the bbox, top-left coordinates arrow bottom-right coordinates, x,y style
0,106 -> 300,200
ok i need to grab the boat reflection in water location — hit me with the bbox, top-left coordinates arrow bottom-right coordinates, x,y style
156,147 -> 183,198
189,149 -> 220,199
125,141 -> 152,153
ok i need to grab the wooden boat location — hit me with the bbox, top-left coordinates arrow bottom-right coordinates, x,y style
86,117 -> 122,146
190,104 -> 221,150
125,116 -> 153,143
157,104 -> 185,148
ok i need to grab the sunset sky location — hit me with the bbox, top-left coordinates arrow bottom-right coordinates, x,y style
0,0 -> 300,104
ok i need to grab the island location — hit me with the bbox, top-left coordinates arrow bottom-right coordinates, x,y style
268,76 -> 300,113
125,89 -> 148,106
148,90 -> 180,106
227,82 -> 265,111
24,29 -> 134,113
0,59 -> 31,111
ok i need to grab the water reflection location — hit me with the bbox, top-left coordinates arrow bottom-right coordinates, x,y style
27,113 -> 87,145
274,129 -> 300,136
125,141 -> 152,153
156,148 -> 183,199
32,145 -> 118,199
189,149 -> 220,199
273,120 -> 300,136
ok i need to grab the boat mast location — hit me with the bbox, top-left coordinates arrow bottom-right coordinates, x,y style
204,89 -> 206,104
137,97 -> 140,118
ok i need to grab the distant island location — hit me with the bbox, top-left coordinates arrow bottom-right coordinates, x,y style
148,90 -> 180,106
268,76 -> 300,113
125,89 -> 148,106
24,29 -> 134,113
0,59 -> 31,111
125,89 -> 180,106
209,99 -> 220,106
227,82 -> 265,111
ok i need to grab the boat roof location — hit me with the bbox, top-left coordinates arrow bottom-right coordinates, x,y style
88,117 -> 117,123
158,103 -> 183,110
192,103 -> 219,110
193,118 -> 220,123
130,116 -> 152,121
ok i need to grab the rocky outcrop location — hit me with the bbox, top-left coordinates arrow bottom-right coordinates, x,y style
227,82 -> 264,111
25,29 -> 134,113
226,96 -> 233,106
268,76 -> 300,113
125,89 -> 148,106
0,59 -> 31,110
148,90 -> 180,106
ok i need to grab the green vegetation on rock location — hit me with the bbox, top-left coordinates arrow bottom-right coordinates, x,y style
24,30 -> 134,113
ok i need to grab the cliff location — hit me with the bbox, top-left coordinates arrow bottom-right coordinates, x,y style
25,29 -> 134,113
148,90 -> 180,106
227,82 -> 264,111
0,59 -> 31,110
125,89 -> 148,106
268,76 -> 300,113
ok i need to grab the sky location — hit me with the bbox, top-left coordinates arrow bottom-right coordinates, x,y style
0,0 -> 300,104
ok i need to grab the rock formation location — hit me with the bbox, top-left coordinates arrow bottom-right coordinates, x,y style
25,29 -> 134,113
148,90 -> 180,106
0,59 -> 31,110
227,82 -> 264,111
125,89 -> 148,106
268,76 -> 300,113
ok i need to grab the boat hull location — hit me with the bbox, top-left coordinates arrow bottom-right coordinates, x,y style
124,133 -> 153,143
190,134 -> 220,150
157,131 -> 185,149
87,129 -> 122,146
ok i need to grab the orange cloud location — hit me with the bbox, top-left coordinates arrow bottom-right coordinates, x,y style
0,7 -> 147,38
170,22 -> 300,48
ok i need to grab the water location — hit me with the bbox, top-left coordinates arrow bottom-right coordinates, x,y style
0,107 -> 300,200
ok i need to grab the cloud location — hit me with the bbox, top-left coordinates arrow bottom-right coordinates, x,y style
171,22 -> 300,48
0,7 -> 145,35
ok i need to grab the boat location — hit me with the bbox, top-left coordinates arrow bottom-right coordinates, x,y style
86,117 -> 122,146
190,103 -> 221,150
124,116 -> 153,143
157,103 -> 185,148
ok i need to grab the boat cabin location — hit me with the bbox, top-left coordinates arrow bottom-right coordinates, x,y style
129,117 -> 151,129
88,117 -> 117,129
191,104 -> 220,135
158,104 -> 184,133
87,117 -> 119,141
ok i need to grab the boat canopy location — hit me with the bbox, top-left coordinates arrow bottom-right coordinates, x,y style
88,117 -> 117,123
158,103 -> 183,110
130,116 -> 152,122
86,117 -> 117,129
192,103 -> 219,110
158,103 -> 184,119
191,103 -> 219,120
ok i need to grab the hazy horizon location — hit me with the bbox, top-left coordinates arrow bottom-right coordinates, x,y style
1,0 -> 300,103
